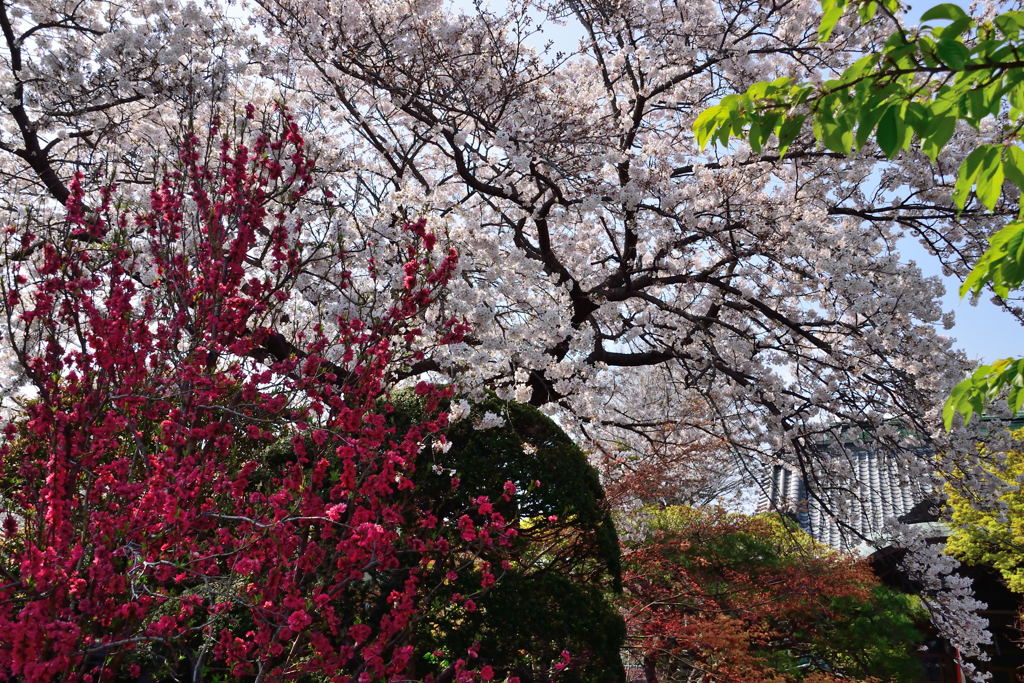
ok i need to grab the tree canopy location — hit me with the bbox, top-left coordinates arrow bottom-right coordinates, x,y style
394,392 -> 626,681
621,506 -> 926,682
693,0 -> 1024,427
0,0 -> 982,482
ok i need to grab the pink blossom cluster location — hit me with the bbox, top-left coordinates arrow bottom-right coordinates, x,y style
0,108 -> 511,681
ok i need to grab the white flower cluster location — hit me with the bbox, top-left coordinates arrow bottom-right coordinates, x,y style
473,410 -> 506,431
886,521 -> 993,681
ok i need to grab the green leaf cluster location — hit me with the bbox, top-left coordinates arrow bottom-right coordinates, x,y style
391,392 -> 626,681
961,219 -> 1024,302
819,0 -> 901,40
698,5 -> 1024,167
944,357 -> 1024,428
693,78 -> 815,157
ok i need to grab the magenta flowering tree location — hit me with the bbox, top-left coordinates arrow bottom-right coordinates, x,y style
0,107 -> 516,682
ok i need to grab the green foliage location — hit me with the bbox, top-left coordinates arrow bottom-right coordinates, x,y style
624,507 -> 926,682
962,220 -> 1024,300
694,0 -> 1024,428
819,584 -> 932,682
945,428 -> 1024,593
819,0 -> 901,40
696,6 -> 1024,168
391,392 -> 626,681
425,573 -> 625,683
944,357 -> 1024,427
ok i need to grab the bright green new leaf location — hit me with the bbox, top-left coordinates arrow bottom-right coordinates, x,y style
818,119 -> 854,153
855,99 -> 891,149
693,105 -> 726,149
777,114 -> 806,157
748,121 -> 766,153
975,146 -> 1005,210
1008,81 -> 1024,119
921,115 -> 956,161
842,54 -> 880,83
995,11 -> 1024,38
953,146 -> 994,210
921,3 -> 970,23
819,0 -> 848,41
961,221 -> 1024,297
943,379 -> 972,428
935,17 -> 974,41
857,0 -> 878,24
903,101 -> 929,137
1002,146 -> 1024,194
935,39 -> 970,69
876,105 -> 910,157
948,360 -> 1024,421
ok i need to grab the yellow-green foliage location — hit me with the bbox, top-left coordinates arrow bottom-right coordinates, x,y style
642,504 -> 831,561
945,429 -> 1024,593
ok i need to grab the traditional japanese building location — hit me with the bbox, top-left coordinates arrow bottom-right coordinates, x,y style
765,445 -> 931,550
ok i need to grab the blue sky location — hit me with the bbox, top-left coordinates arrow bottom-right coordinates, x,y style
906,238 -> 1021,363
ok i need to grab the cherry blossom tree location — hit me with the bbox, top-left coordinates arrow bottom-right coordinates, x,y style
245,0 -> 983,497
693,0 -> 1024,428
0,0 -> 249,206
1,0 -> 978,452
